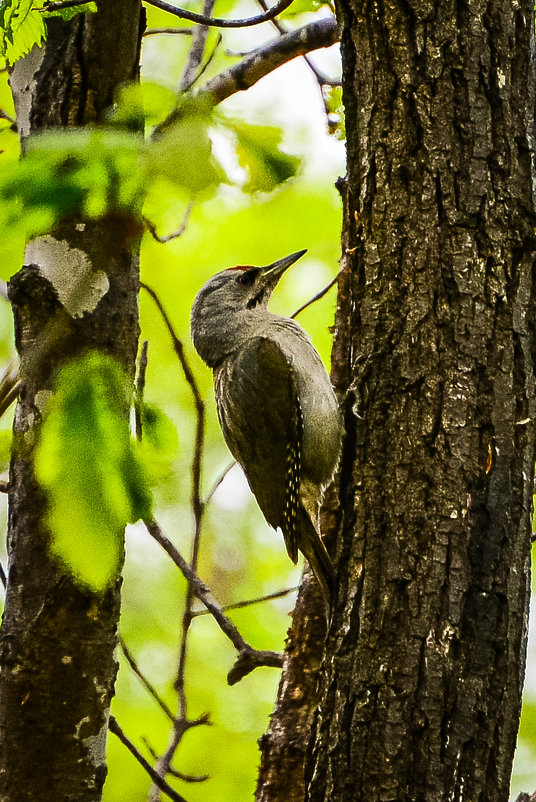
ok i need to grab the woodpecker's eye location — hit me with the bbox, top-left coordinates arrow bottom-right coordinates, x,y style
236,268 -> 259,286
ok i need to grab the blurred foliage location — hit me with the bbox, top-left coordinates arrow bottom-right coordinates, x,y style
225,118 -> 300,193
325,85 -> 345,139
0,92 -> 301,262
34,352 -> 152,589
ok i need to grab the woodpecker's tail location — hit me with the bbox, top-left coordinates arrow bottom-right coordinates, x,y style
297,508 -> 335,617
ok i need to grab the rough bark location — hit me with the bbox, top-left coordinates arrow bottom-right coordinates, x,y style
308,1 -> 536,801
255,483 -> 340,800
256,567 -> 327,801
0,4 -> 142,800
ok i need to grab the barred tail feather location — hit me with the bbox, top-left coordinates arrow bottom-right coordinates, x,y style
297,508 -> 335,617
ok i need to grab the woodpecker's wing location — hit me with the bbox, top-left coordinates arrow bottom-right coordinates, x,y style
214,336 -> 301,564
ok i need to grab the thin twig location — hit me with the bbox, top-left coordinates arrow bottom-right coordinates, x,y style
291,271 -> 340,319
108,716 -> 189,802
0,481 -> 10,494
145,0 -> 295,29
192,585 -> 299,616
184,32 -> 222,90
0,371 -> 22,419
119,636 -> 175,722
144,519 -> 284,684
203,460 -> 235,505
134,340 -> 149,442
178,0 -> 216,91
0,561 -> 6,589
140,283 -> 203,412
142,738 -> 209,782
141,284 -> 206,798
143,27 -> 194,36
0,110 -> 16,127
143,203 -> 193,243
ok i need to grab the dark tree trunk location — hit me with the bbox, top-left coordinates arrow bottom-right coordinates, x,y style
0,4 -> 142,799
256,569 -> 327,802
259,1 -> 536,801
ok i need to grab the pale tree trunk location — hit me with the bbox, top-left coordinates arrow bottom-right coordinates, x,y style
258,1 -> 536,800
0,3 -> 142,799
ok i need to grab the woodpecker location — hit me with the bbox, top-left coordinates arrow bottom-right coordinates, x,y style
190,250 -> 341,605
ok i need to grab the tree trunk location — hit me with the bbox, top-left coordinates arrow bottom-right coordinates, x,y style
259,1 -> 536,801
0,4 -> 142,799
256,568 -> 328,802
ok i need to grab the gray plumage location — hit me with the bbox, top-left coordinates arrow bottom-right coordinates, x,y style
190,250 -> 341,604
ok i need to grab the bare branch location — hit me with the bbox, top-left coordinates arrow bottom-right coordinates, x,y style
140,284 -> 207,796
108,716 -> 189,802
179,0 -> 216,91
145,0 -> 295,29
0,364 -> 21,418
228,649 -> 284,685
143,27 -> 194,36
0,561 -> 6,589
144,519 -> 284,684
143,203 -> 193,243
0,110 -> 16,127
257,0 -> 340,83
119,636 -> 175,722
199,17 -> 339,105
140,282 -> 203,414
142,738 -> 209,782
203,460 -> 235,505
144,518 -> 251,653
291,271 -> 340,319
192,585 -> 299,616
184,32 -> 223,89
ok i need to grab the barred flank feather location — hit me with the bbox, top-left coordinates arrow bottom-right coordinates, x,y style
282,401 -> 302,565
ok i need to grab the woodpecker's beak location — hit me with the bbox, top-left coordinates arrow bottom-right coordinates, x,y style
260,249 -> 307,286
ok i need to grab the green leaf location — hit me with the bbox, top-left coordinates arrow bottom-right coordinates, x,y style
223,118 -> 300,193
34,351 -> 152,590
146,95 -> 225,195
0,0 -> 46,62
140,403 -> 179,457
41,1 -> 97,22
279,0 -> 329,18
0,0 -> 97,63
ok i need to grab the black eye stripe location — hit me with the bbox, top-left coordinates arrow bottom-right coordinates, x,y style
246,289 -> 265,309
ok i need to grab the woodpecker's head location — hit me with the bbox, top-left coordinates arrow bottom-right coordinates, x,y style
191,249 -> 306,367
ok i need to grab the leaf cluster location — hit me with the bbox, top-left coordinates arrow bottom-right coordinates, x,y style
34,351 -> 152,590
0,85 -> 301,267
0,0 -> 96,64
